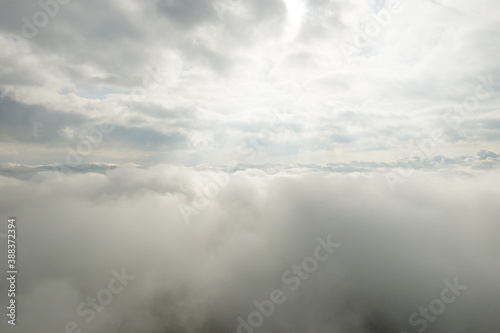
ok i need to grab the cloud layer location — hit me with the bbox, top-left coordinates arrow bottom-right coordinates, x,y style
0,0 -> 499,165
0,165 -> 499,332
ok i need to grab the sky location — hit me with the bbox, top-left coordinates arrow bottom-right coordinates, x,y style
0,0 -> 499,332
0,0 -> 499,167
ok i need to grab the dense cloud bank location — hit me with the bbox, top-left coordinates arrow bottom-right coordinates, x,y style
1,149 -> 499,181
0,164 -> 499,332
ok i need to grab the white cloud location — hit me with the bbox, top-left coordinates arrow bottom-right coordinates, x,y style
0,164 -> 499,332
0,0 -> 498,165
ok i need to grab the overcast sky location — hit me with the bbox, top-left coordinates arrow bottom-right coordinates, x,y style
0,0 -> 499,167
0,1 -> 500,333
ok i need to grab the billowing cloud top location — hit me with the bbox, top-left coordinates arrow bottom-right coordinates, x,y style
0,165 -> 500,332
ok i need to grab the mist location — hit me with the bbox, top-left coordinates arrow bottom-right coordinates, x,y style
0,165 -> 498,333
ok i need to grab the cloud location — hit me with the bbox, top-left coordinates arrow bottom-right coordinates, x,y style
2,149 -> 499,182
0,164 -> 499,332
0,96 -> 87,144
0,1 -> 499,332
0,0 -> 499,166
108,125 -> 188,151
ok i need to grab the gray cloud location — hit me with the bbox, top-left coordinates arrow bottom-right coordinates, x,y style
108,125 -> 188,151
156,0 -> 219,28
0,165 -> 499,332
0,0 -> 499,165
0,96 -> 87,144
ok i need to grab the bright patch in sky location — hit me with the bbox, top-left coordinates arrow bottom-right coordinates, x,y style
284,0 -> 307,40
